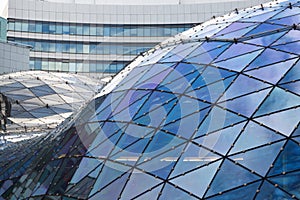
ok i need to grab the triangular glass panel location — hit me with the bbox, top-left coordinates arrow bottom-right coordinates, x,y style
231,121 -> 284,154
230,141 -> 284,176
188,66 -> 236,90
165,113 -> 207,140
268,140 -> 300,176
173,62 -> 205,78
109,125 -> 155,155
270,6 -> 300,20
214,50 -> 263,72
133,91 -> 178,121
185,43 -> 231,64
246,49 -> 295,70
269,170 -> 300,198
215,43 -> 261,62
120,169 -> 163,199
137,142 -> 186,179
243,31 -> 287,46
87,129 -> 124,157
206,181 -> 260,200
240,8 -> 284,22
254,87 -> 300,117
159,183 -> 199,200
244,23 -> 284,37
134,184 -> 163,200
163,108 -> 209,140
170,143 -> 221,178
109,92 -> 152,121
205,160 -> 260,197
70,158 -> 103,184
256,180 -> 292,200
139,46 -> 175,66
188,76 -> 236,103
213,22 -> 257,37
170,160 -> 221,198
89,162 -> 130,197
219,74 -> 271,101
194,122 -> 245,155
254,107 -> 300,136
186,42 -> 230,59
160,43 -> 201,62
195,107 -> 246,138
244,58 -> 297,84
114,65 -> 150,91
279,81 -> 300,94
279,60 -> 300,84
215,25 -> 259,40
273,30 -> 300,46
89,171 -> 130,200
134,68 -> 173,90
218,88 -> 271,117
157,70 -> 200,94
272,41 -> 300,55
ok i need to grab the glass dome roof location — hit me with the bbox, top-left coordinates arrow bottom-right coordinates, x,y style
0,71 -> 103,134
1,0 -> 300,199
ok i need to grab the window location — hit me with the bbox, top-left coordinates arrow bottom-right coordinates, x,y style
96,25 -> 103,36
70,24 -> 77,35
56,43 -> 63,52
42,41 -> 49,51
89,43 -> 97,54
15,21 -> 22,31
49,42 -> 55,52
83,44 -> 89,54
28,22 -> 35,32
56,23 -> 63,34
77,25 -> 83,35
56,62 -> 62,71
8,21 -> 14,31
62,42 -> 70,53
36,22 -> 42,33
70,43 -> 76,53
90,25 -> 97,36
83,24 -> 90,35
21,21 -> 28,32
35,41 -> 42,51
104,25 -> 110,36
34,60 -> 42,70
49,23 -> 56,34
62,62 -> 69,71
77,43 -> 83,53
63,24 -> 70,34
42,23 -> 50,33
69,62 -> 76,72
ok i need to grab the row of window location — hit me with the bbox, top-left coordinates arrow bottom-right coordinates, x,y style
8,20 -> 194,37
30,59 -> 128,73
10,38 -> 154,55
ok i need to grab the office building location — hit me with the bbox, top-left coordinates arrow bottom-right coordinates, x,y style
5,0 -> 269,75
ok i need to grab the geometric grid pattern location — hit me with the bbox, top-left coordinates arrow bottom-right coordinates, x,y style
0,71 -> 103,133
1,0 -> 300,199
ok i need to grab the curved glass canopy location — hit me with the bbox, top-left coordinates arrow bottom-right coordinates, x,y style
1,0 -> 300,199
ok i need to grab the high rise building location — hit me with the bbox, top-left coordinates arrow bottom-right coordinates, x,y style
5,0 -> 269,76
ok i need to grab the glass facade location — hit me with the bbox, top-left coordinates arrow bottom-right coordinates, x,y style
0,17 -> 6,41
0,71 -> 102,132
1,0 -> 300,199
7,20 -> 193,73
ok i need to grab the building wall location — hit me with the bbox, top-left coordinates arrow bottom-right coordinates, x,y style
7,0 -> 270,75
0,42 -> 30,74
